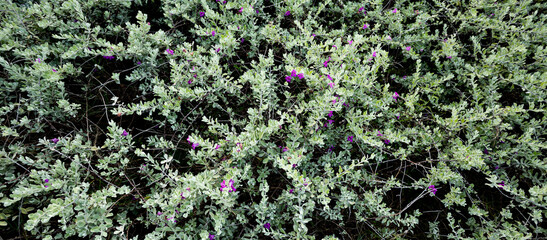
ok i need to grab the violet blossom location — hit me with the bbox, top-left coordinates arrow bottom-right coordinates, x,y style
392,8 -> 397,13
405,46 -> 411,51
52,138 -> 59,144
347,136 -> 354,142
498,181 -> 505,188
122,130 -> 128,136
285,11 -> 290,16
220,180 -> 227,192
428,185 -> 437,195
393,92 -> 399,101
264,222 -> 271,230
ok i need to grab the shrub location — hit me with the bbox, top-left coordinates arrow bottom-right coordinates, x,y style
1,0 -> 545,239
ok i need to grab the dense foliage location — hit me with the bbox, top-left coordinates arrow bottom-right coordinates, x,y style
1,0 -> 546,239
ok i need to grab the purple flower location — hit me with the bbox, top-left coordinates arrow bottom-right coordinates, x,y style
312,34 -> 316,37
36,58 -> 42,63
215,144 -> 220,150
283,147 -> 288,152
328,82 -> 335,88
405,46 -> 411,51
495,165 -> 499,170
285,11 -> 290,16
393,92 -> 399,101
157,211 -> 163,216
297,73 -> 304,79
292,164 -> 297,168
327,74 -> 333,81
328,111 -> 333,118
348,40 -> 353,45
289,189 -> 294,193
180,192 -> 185,199
498,181 -> 505,188
359,7 -> 364,12
122,130 -> 128,136
228,179 -> 236,192
428,185 -> 437,195
327,120 -> 334,125
241,38 -> 244,43
188,79 -> 192,84
209,234 -> 215,240
220,180 -> 227,192
447,56 -> 452,59
347,136 -> 354,142
372,51 -> 377,57
483,148 -> 489,154
377,131 -> 383,137
52,69 -> 57,72
291,69 -> 297,77
103,55 -> 115,60
285,76 -> 292,83
264,222 -> 271,230
216,48 -> 220,53
192,142 -> 199,150
363,23 -> 369,29
44,179 -> 49,183
199,11 -> 205,17
212,31 -> 216,36
392,8 -> 397,13
239,7 -> 243,13
384,139 -> 390,144
166,49 -> 174,55
137,61 -> 142,65
51,138 -> 59,144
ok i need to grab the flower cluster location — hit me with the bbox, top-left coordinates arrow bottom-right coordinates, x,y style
103,55 -> 115,60
428,185 -> 437,195
165,49 -> 174,55
220,179 -> 237,192
285,69 -> 304,83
